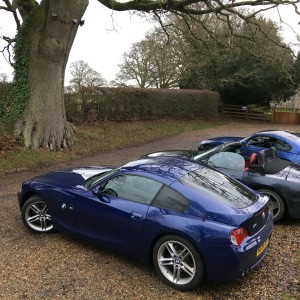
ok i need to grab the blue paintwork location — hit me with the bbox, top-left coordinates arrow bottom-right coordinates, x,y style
198,130 -> 300,164
18,157 -> 272,284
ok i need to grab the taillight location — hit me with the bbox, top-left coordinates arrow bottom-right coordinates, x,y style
230,228 -> 249,246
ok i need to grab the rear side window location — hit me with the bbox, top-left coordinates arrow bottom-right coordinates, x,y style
152,186 -> 189,212
179,168 -> 256,208
274,139 -> 291,152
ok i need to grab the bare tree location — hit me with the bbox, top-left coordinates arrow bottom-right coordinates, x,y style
69,60 -> 106,92
0,0 -> 299,149
115,40 -> 155,88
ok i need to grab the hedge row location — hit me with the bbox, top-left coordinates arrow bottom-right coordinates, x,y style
65,87 -> 221,122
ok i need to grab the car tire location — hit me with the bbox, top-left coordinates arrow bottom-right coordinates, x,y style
21,195 -> 55,233
258,189 -> 285,222
153,234 -> 204,291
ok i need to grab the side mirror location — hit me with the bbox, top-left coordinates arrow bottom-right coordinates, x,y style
92,186 -> 102,196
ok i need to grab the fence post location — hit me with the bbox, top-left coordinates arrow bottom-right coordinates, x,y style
271,107 -> 275,123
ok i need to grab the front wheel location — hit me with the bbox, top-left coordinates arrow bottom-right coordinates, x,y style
21,195 -> 54,233
153,235 -> 204,291
258,189 -> 285,222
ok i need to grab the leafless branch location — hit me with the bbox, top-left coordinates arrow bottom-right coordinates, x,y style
2,0 -> 21,28
0,36 -> 15,65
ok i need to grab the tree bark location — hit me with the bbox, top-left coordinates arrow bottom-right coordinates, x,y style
15,0 -> 88,150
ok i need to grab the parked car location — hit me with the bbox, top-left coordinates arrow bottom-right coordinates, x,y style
198,130 -> 300,164
142,146 -> 300,222
18,157 -> 272,291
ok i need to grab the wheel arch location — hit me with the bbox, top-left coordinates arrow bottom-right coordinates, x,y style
19,191 -> 39,208
257,187 -> 287,221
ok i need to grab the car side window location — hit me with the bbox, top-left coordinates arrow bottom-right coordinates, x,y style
151,186 -> 189,212
246,136 -> 275,148
103,175 -> 163,205
274,139 -> 291,152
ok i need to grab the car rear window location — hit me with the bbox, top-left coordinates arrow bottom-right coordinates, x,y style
178,168 -> 257,208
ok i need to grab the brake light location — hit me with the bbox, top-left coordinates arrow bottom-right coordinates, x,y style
230,228 -> 249,246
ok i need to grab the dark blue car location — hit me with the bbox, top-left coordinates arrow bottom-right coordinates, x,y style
198,130 -> 300,164
18,157 -> 272,290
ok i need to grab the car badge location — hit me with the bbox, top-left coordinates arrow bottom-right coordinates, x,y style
262,212 -> 266,219
253,223 -> 257,229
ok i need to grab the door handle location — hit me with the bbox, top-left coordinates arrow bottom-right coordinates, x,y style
131,212 -> 143,221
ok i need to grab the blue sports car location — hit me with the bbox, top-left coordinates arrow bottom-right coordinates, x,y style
18,157 -> 272,291
198,130 -> 300,164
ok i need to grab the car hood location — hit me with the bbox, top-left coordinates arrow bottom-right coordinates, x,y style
31,166 -> 114,187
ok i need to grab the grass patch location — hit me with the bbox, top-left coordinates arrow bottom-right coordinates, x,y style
0,120 -> 223,174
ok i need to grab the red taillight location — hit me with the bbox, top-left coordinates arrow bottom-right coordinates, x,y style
230,228 -> 249,246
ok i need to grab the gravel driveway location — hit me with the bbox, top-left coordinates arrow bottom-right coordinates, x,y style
1,121 -> 299,300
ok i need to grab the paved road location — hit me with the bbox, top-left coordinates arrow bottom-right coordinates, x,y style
1,121 -> 299,299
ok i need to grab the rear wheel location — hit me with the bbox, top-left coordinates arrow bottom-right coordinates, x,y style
258,189 -> 285,222
21,195 -> 54,233
153,235 -> 204,291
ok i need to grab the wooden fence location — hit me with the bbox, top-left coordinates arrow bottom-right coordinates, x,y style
222,105 -> 300,124
222,105 -> 271,122
271,107 -> 300,124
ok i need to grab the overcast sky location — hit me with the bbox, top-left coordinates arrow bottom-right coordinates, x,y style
0,0 -> 153,83
0,1 -> 299,84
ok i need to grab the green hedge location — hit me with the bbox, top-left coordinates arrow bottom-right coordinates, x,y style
65,87 -> 221,122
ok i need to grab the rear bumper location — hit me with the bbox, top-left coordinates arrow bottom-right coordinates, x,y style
200,213 -> 273,283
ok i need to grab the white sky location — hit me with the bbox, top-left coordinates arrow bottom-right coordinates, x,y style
0,1 -> 299,84
0,0 -> 153,83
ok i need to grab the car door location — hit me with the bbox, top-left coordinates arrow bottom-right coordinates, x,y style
74,174 -> 163,249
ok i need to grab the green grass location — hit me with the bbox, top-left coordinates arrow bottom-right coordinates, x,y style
0,120 -> 223,175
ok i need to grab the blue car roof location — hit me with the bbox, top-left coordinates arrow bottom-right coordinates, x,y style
121,157 -> 202,184
252,130 -> 300,144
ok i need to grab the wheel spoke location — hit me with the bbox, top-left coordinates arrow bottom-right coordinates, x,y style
45,214 -> 52,220
271,200 -> 279,210
179,248 -> 190,260
166,242 -> 178,257
27,215 -> 40,224
40,218 -> 47,231
172,265 -> 181,283
30,204 -> 42,214
181,261 -> 195,277
40,205 -> 48,213
158,257 -> 174,266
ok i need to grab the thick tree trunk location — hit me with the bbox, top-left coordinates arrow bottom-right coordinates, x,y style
15,0 -> 88,150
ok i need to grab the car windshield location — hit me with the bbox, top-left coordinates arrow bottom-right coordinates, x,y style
179,168 -> 256,208
193,145 -> 223,161
84,169 -> 118,189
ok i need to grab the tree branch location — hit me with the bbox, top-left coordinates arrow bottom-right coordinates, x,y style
2,0 -> 21,28
97,0 -> 300,14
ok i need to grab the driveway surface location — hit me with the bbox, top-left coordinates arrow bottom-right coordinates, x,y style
0,121 -> 299,299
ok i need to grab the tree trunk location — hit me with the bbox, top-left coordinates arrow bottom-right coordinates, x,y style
15,0 -> 88,150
